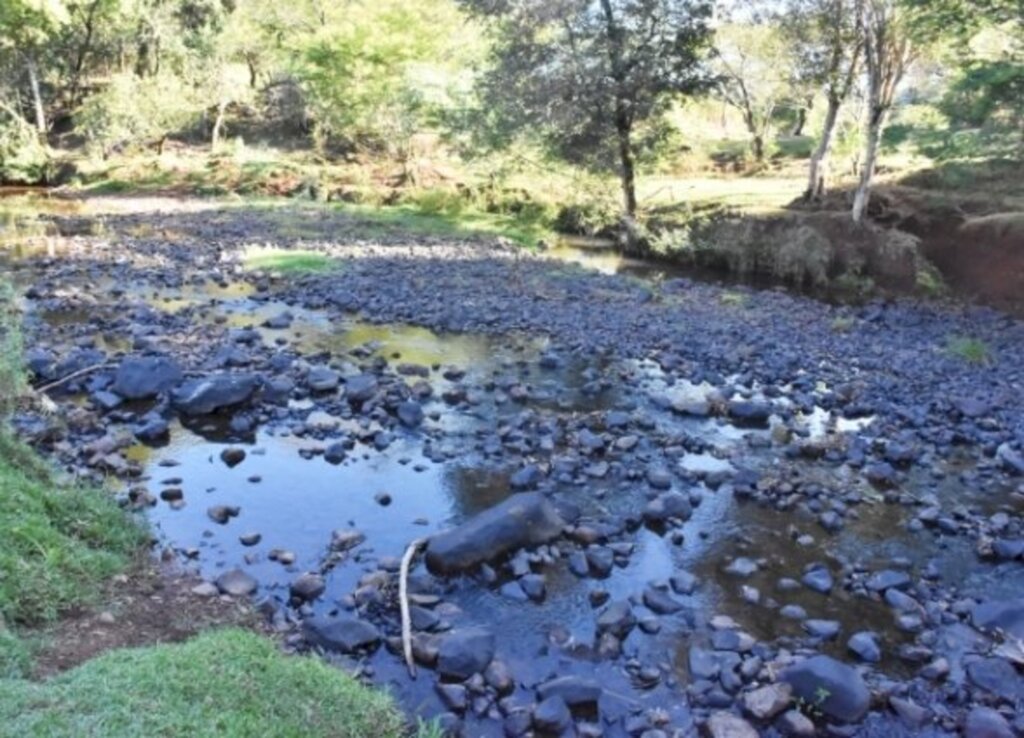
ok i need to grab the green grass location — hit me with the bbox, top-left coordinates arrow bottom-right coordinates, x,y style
0,432 -> 145,628
0,629 -> 408,738
946,335 -> 992,364
242,247 -> 341,274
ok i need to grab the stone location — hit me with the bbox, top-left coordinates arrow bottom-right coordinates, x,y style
597,601 -> 636,639
331,529 -> 365,551
865,569 -> 911,592
345,374 -> 379,403
304,616 -> 381,653
172,373 -> 259,415
889,697 -> 930,728
972,598 -> 1024,639
705,712 -> 759,738
728,400 -> 772,426
396,400 -> 424,428
740,683 -> 792,720
290,573 -> 326,602
804,619 -> 840,640
725,558 -> 759,577
437,629 -> 496,680
847,631 -> 881,663
780,655 -> 870,723
207,505 -> 239,524
671,572 -> 698,595
306,366 -> 340,392
220,447 -> 246,467
533,696 -> 572,733
643,492 -> 692,525
777,710 -> 815,737
510,464 -> 543,489
436,683 -> 467,712
536,676 -> 602,706
215,569 -> 257,596
643,587 -> 684,614
967,657 -> 1024,700
964,707 -> 1014,738
801,566 -> 834,594
112,355 -> 183,399
425,493 -> 565,575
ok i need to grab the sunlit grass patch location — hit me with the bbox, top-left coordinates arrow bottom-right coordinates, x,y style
0,629 -> 407,737
242,247 -> 340,274
946,335 -> 992,364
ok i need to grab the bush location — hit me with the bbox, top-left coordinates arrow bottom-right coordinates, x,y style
77,73 -> 202,154
0,117 -> 48,184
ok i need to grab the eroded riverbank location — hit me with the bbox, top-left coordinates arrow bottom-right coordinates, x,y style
4,195 -> 1024,737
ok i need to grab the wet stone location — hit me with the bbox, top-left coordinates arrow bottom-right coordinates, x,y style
781,655 -> 870,723
214,568 -> 257,596
847,631 -> 881,663
437,628 -> 496,680
533,695 -> 571,734
964,706 -> 1014,738
304,616 -> 381,653
801,566 -> 834,594
706,711 -> 759,738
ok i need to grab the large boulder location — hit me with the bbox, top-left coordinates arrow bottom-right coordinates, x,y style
112,355 -> 183,400
437,628 -> 495,680
780,655 -> 870,723
425,492 -> 565,575
304,616 -> 381,653
172,373 -> 260,415
972,598 -> 1024,639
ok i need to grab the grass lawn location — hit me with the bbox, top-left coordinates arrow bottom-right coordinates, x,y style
0,629 -> 407,738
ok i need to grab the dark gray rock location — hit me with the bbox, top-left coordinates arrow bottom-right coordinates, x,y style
801,566 -> 834,594
642,492 -> 692,526
214,568 -> 257,596
533,695 -> 571,733
113,355 -> 183,399
643,587 -> 684,614
972,598 -> 1024,639
964,706 -> 1014,738
536,676 -> 602,706
172,373 -> 259,415
437,628 -> 496,680
847,631 -> 881,663
966,657 -> 1024,700
345,374 -> 379,403
425,492 -> 565,575
780,655 -> 870,723
865,569 -> 911,592
290,573 -> 326,602
304,616 -> 381,653
306,366 -> 340,392
396,400 -> 424,427
596,601 -> 636,639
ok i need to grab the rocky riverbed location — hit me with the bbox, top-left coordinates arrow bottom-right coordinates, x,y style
4,196 -> 1024,737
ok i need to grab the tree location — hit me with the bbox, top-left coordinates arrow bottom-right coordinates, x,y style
712,20 -> 793,163
460,0 -> 713,222
851,0 -> 916,223
783,0 -> 863,200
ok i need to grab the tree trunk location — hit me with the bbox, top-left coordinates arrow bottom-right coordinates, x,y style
26,56 -> 46,135
247,59 -> 258,89
752,134 -> 765,163
211,100 -> 228,147
616,120 -> 637,218
852,108 -> 885,224
791,106 -> 807,137
806,96 -> 841,201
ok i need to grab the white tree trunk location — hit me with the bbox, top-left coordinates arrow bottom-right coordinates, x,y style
807,97 -> 841,200
26,56 -> 46,135
852,109 -> 885,223
211,99 -> 228,147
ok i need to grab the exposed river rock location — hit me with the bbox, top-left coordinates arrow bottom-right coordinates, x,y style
4,196 -> 1024,737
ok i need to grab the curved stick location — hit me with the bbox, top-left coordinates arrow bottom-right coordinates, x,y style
399,537 -> 428,679
33,362 -> 115,394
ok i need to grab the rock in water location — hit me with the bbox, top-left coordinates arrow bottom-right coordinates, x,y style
706,712 -> 759,738
112,355 -> 183,400
425,492 -> 565,575
780,655 -> 870,723
964,706 -> 1014,738
214,569 -> 257,596
437,628 -> 496,680
172,373 -> 259,415
971,598 -> 1024,639
304,616 -> 381,653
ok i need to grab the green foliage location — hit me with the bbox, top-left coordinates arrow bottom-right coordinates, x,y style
0,117 -> 48,183
946,335 -> 991,364
77,72 -> 202,153
0,280 -> 26,415
0,629 -> 407,738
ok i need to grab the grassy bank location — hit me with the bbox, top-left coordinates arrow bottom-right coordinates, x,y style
0,629 -> 407,738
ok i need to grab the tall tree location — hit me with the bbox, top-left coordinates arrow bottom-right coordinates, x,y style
783,0 -> 863,200
851,0 -> 915,223
460,0 -> 713,222
712,19 -> 793,163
